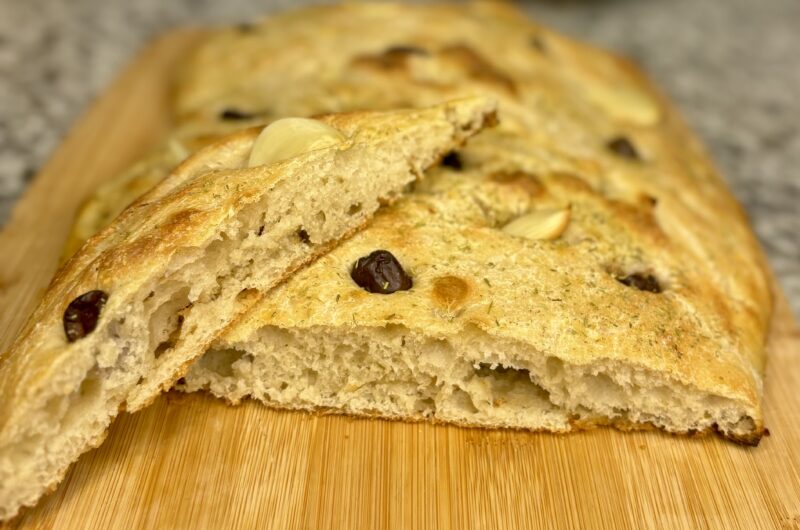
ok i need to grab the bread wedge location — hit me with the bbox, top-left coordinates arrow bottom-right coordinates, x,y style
184,166 -> 767,446
0,97 -> 497,520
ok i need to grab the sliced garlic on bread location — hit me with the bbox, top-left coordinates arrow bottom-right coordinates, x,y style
502,206 -> 571,240
248,118 -> 345,167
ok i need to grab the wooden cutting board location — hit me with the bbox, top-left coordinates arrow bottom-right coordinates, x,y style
1,30 -> 799,530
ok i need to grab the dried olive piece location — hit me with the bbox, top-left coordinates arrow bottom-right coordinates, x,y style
617,274 -> 661,293
607,136 -> 640,160
441,151 -> 463,170
219,108 -> 256,121
63,290 -> 108,342
355,45 -> 429,70
351,250 -> 412,294
529,35 -> 547,53
384,45 -> 430,56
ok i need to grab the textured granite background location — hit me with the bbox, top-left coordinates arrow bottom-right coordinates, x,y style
0,0 -> 798,314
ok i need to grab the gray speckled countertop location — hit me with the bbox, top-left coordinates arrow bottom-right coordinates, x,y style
1,0 -> 798,314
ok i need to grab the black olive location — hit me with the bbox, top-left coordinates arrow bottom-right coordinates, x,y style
219,108 -> 256,121
617,274 -> 661,293
529,35 -> 547,53
63,290 -> 108,342
442,151 -> 463,170
607,136 -> 640,160
22,166 -> 37,182
350,250 -> 412,294
384,45 -> 430,56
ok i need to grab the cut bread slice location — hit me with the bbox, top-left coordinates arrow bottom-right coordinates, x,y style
183,168 -> 765,446
0,97 -> 497,520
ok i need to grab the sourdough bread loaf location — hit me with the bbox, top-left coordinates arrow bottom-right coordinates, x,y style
174,2 -> 771,445
60,1 -> 772,445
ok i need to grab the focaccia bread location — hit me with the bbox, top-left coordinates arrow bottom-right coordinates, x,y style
173,2 -> 772,445
174,0 -> 772,341
59,2 -> 772,445
0,97 -> 496,520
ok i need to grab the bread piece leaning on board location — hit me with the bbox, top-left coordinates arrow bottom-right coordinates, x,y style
0,97 -> 497,521
172,2 -> 772,445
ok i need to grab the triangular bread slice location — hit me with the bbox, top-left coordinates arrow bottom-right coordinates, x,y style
183,167 -> 766,446
0,97 -> 497,520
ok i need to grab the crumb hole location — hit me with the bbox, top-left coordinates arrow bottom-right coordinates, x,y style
414,397 -> 436,415
450,387 -> 479,414
154,315 -> 184,359
203,348 -> 249,378
236,288 -> 259,304
148,287 -> 190,359
304,369 -> 318,385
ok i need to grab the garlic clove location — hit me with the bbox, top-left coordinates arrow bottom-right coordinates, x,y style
248,118 -> 345,167
502,206 -> 571,241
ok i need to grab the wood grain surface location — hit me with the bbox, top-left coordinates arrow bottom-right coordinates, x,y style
1,30 -> 799,530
